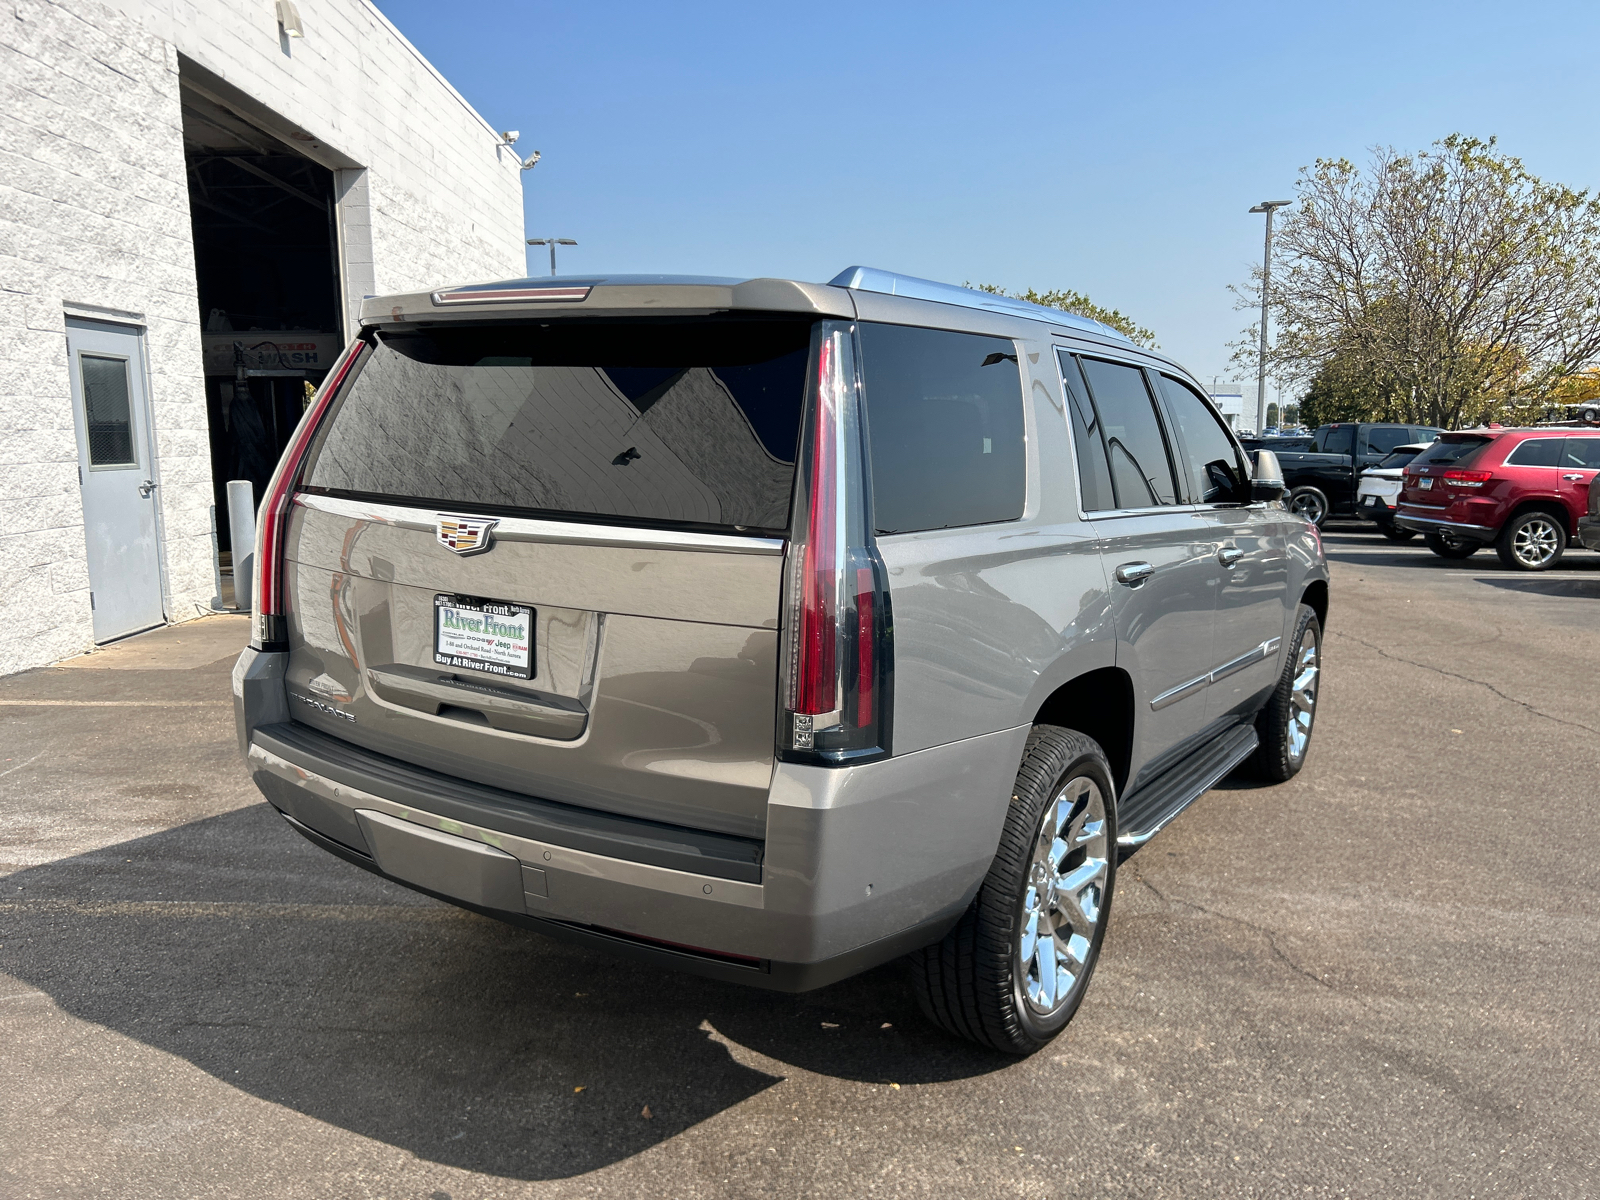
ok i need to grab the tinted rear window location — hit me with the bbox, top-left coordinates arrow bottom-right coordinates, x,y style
302,320 -> 811,534
1377,448 -> 1422,469
859,323 -> 1025,534
1418,436 -> 1492,466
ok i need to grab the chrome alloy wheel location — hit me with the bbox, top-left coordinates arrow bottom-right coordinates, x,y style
1511,516 -> 1562,568
1287,626 -> 1320,762
1017,777 -> 1109,1015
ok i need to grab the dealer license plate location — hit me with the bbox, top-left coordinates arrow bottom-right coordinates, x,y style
434,595 -> 534,679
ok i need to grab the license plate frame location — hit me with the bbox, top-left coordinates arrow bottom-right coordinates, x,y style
1419,476 -> 1434,490
433,594 -> 535,680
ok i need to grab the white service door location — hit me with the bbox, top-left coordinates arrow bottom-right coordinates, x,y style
67,318 -> 165,641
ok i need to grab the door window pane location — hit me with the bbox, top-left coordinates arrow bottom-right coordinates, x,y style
1077,357 -> 1177,507
1364,426 -> 1413,455
80,354 -> 135,467
1057,351 -> 1115,511
859,323 -> 1026,534
1320,424 -> 1355,456
1157,374 -> 1246,503
1505,438 -> 1563,467
1561,436 -> 1600,468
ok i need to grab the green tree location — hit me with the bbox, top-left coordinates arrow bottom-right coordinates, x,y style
973,284 -> 1157,347
1235,135 -> 1600,428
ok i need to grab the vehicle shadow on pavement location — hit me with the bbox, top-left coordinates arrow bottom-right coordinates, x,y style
0,803 -> 1007,1180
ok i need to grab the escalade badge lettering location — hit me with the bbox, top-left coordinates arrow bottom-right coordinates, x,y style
436,515 -> 498,555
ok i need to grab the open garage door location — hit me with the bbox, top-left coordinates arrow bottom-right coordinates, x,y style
180,78 -> 345,596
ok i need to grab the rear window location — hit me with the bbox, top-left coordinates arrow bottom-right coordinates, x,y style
301,319 -> 812,534
1418,436 -> 1492,466
1377,448 -> 1422,469
858,323 -> 1025,534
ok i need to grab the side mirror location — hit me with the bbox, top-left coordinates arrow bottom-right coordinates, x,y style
1251,449 -> 1286,503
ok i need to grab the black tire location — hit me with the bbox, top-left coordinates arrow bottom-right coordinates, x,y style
1378,521 -> 1417,542
1495,510 -> 1566,571
1247,604 -> 1322,783
909,726 -> 1117,1055
1424,529 -> 1480,559
1286,486 -> 1329,527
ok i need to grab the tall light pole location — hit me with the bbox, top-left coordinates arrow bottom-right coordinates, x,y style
527,237 -> 577,277
1249,200 -> 1292,433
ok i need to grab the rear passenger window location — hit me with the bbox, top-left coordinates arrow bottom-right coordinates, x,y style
1321,425 -> 1356,456
1561,437 -> 1600,468
1505,439 -> 1563,467
1057,351 -> 1115,511
1157,374 -> 1247,504
1365,426 -> 1413,455
1077,358 -> 1178,507
858,323 -> 1025,534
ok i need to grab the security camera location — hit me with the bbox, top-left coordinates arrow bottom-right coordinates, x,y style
520,149 -> 542,171
500,130 -> 520,145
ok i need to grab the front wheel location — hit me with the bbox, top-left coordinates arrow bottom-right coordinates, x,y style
1248,604 -> 1321,782
1424,529 -> 1480,559
909,726 -> 1116,1055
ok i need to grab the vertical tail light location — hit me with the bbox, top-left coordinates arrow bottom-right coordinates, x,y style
780,322 -> 892,764
250,340 -> 367,649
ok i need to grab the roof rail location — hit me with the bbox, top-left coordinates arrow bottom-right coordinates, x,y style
828,266 -> 1130,342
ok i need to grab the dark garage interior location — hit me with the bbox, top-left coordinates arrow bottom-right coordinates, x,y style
180,76 -> 344,562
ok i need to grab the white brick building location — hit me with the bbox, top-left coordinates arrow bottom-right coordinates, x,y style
1,0 -> 527,675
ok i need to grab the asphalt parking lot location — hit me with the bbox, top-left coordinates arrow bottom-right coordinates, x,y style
3,527 -> 1597,1200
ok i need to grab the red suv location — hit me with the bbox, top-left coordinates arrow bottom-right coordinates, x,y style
1394,427 -> 1600,570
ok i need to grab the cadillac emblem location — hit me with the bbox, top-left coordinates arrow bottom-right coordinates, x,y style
435,514 -> 498,555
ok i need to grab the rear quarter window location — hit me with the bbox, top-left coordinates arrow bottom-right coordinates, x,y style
858,323 -> 1025,534
1504,438 -> 1563,467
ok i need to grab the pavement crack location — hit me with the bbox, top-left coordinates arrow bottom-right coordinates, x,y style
1329,629 -> 1599,735
1131,871 -> 1366,1005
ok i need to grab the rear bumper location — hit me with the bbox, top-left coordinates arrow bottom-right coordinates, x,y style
1393,511 -> 1497,541
1579,516 -> 1600,552
1356,494 -> 1397,521
234,647 -> 1025,991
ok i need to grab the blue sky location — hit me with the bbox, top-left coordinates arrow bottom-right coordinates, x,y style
377,0 -> 1600,391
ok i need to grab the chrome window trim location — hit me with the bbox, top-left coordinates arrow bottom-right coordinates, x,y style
294,493 -> 787,555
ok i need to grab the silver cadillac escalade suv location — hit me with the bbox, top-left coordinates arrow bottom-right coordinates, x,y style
233,267 -> 1328,1053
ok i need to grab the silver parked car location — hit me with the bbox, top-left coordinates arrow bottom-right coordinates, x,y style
233,268 -> 1329,1053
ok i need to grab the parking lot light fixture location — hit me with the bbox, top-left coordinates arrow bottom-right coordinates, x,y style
526,237 -> 578,277
1249,200 -> 1293,436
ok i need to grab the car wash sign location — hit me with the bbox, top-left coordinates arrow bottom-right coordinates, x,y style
202,332 -> 341,376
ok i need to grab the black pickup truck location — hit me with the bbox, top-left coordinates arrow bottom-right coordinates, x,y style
1243,422 -> 1442,525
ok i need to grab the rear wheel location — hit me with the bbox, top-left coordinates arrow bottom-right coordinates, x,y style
1496,511 -> 1566,571
1287,486 -> 1329,527
909,726 -> 1116,1055
1378,520 -> 1417,542
1424,529 -> 1480,559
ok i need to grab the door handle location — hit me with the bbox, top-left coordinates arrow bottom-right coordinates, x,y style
1114,561 -> 1155,587
1217,547 -> 1245,568
138,479 -> 157,498
1563,474 -> 1586,481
